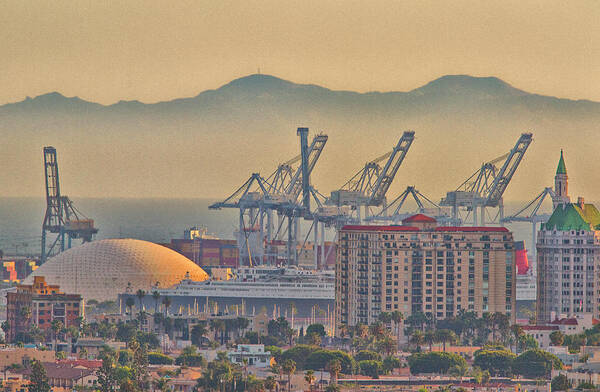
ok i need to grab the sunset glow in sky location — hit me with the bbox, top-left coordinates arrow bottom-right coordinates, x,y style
1,0 -> 599,104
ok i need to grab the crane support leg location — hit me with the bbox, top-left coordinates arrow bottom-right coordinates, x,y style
320,222 -> 325,270
313,218 -> 319,270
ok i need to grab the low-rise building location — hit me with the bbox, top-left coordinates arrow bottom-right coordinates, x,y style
0,347 -> 55,370
547,346 -> 580,367
23,362 -> 97,391
227,344 -> 272,367
521,325 -> 559,349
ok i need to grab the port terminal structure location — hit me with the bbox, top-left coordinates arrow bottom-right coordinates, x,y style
364,185 -> 459,226
500,187 -> 555,258
41,147 -> 98,263
440,133 -> 533,226
210,129 -> 416,267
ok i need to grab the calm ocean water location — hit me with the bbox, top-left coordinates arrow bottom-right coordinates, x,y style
0,197 -> 551,257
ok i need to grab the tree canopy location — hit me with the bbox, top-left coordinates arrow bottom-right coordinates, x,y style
512,349 -> 563,378
408,352 -> 467,375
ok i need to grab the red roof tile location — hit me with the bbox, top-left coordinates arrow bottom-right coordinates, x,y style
403,214 -> 437,223
56,359 -> 103,369
341,225 -> 509,233
521,325 -> 559,331
435,226 -> 509,232
549,318 -> 578,326
341,225 -> 419,232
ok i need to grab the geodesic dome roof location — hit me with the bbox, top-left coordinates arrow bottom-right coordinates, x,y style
24,238 -> 208,301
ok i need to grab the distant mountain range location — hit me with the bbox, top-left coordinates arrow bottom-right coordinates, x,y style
1,74 -> 599,201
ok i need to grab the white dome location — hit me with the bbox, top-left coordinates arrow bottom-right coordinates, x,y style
24,239 -> 209,301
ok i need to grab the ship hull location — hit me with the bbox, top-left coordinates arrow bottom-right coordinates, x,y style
119,294 -> 334,319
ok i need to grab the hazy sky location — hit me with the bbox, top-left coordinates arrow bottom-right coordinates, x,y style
1,0 -> 599,105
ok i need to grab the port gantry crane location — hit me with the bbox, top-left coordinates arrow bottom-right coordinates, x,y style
365,185 -> 458,225
209,128 -> 328,266
440,133 -> 533,226
500,187 -> 555,258
325,130 -> 415,222
293,131 -> 416,270
41,147 -> 98,263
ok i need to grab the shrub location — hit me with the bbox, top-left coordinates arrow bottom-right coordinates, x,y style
473,348 -> 515,376
280,345 -> 318,370
305,349 -> 356,374
175,353 -> 206,367
355,350 -> 381,362
358,360 -> 383,379
512,349 -> 563,378
148,352 -> 174,365
407,352 -> 467,374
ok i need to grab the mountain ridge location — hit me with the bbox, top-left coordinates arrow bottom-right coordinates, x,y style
2,73 -> 598,110
1,73 -> 600,200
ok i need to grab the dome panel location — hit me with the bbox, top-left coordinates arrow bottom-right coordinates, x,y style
24,239 -> 208,301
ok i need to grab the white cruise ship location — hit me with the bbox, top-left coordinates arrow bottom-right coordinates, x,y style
151,267 -> 335,318
159,267 -> 334,300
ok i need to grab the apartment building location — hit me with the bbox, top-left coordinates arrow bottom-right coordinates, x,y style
336,214 -> 516,328
537,151 -> 600,322
6,276 -> 83,342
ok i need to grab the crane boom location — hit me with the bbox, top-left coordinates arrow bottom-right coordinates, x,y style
367,130 -> 415,205
484,133 -> 533,207
42,147 -> 63,231
284,133 -> 328,202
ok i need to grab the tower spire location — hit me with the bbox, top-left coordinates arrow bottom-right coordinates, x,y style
556,149 -> 567,175
553,149 -> 569,209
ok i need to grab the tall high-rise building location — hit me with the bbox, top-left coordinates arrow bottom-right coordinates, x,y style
336,214 -> 516,328
537,151 -> 600,322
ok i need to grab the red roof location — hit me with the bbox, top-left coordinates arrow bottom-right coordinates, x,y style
341,225 -> 419,232
56,359 -> 103,369
521,325 -> 559,331
435,226 -> 509,232
549,318 -> 578,326
341,225 -> 510,233
403,214 -> 437,223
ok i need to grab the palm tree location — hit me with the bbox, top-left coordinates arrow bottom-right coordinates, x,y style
271,363 -> 283,387
511,324 -> 524,353
153,377 -> 170,392
376,336 -> 397,356
210,319 -> 226,345
19,306 -> 31,330
378,312 -> 392,324
161,296 -> 171,316
191,323 -> 208,346
236,317 -> 250,338
390,311 -> 404,344
369,322 -> 386,340
264,375 -> 277,392
410,330 -> 424,351
125,297 -> 135,320
282,359 -> 296,392
326,359 -> 341,385
325,385 -> 341,392
424,330 -> 437,352
305,369 -> 316,391
135,289 -> 146,314
449,362 -> 468,382
435,329 -> 457,352
152,291 -> 161,313
51,319 -> 63,351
